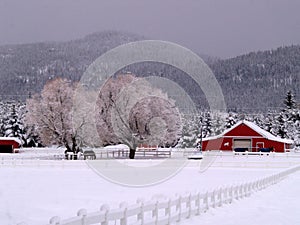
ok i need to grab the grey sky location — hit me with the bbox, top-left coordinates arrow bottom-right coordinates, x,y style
0,0 -> 299,58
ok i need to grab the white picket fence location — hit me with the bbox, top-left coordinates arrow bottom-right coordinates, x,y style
43,165 -> 300,225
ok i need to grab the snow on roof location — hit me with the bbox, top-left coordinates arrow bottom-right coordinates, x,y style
103,144 -> 130,151
203,120 -> 294,144
242,120 -> 294,144
0,137 -> 22,145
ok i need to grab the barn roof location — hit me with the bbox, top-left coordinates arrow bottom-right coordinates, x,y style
203,120 -> 293,144
0,137 -> 22,145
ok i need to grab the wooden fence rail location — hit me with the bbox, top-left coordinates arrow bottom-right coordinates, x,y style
36,165 -> 300,225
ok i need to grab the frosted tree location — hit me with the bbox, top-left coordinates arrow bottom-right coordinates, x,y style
293,119 -> 300,146
1,103 -> 23,139
176,119 -> 192,148
96,74 -> 135,146
96,74 -> 181,158
0,101 -> 8,136
0,102 -> 39,147
202,111 -> 212,138
276,91 -> 300,141
210,112 -> 226,136
225,112 -> 238,129
177,113 -> 202,148
25,78 -> 85,153
176,112 -> 224,149
18,103 -> 42,147
252,114 -> 265,128
275,112 -> 288,139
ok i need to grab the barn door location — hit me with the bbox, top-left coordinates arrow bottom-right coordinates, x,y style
233,139 -> 251,151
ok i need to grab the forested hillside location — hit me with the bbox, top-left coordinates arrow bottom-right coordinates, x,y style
210,46 -> 300,111
0,31 -> 143,100
0,31 -> 299,112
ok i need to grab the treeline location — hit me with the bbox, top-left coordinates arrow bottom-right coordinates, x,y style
1,91 -> 299,149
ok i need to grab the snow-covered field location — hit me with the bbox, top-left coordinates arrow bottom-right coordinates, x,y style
0,151 -> 300,225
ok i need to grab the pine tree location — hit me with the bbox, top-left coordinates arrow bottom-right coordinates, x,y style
177,113 -> 204,148
276,112 -> 288,139
284,90 -> 296,110
211,112 -> 226,136
202,112 -> 212,138
278,91 -> 300,141
2,104 -> 23,138
0,101 -> 10,136
263,112 -> 277,135
0,101 -> 42,147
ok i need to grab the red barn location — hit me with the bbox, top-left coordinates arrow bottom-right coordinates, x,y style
0,137 -> 21,153
202,120 -> 293,153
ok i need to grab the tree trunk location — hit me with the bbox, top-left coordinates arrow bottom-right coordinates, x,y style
129,148 -> 136,159
71,136 -> 78,160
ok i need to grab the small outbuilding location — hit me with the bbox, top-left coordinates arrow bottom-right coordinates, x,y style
0,137 -> 21,153
202,120 -> 293,153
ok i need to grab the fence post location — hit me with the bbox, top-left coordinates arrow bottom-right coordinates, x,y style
255,180 -> 259,191
176,195 -> 182,222
152,200 -> 159,224
137,198 -> 145,224
218,188 -> 222,207
203,192 -> 209,212
186,193 -> 192,219
258,179 -> 264,190
222,187 -> 227,204
244,183 -> 249,197
240,184 -> 244,197
49,216 -> 60,225
245,183 -> 250,196
249,181 -> 254,194
251,181 -> 255,194
234,186 -> 239,200
165,198 -> 172,224
119,202 -> 128,225
211,190 -> 216,208
100,204 -> 110,225
229,186 -> 233,202
77,208 -> 87,225
195,192 -> 201,215
239,184 -> 244,198
272,175 -> 276,185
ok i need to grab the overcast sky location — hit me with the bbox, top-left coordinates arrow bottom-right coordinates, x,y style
0,0 -> 299,58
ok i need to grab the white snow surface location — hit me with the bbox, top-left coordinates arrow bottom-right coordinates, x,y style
180,171 -> 300,225
0,151 -> 300,225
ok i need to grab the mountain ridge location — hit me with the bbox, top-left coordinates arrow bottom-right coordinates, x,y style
0,31 -> 299,111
